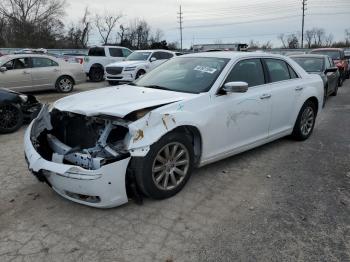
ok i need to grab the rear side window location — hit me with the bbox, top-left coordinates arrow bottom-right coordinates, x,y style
265,59 -> 291,82
225,59 -> 265,87
109,48 -> 123,57
32,57 -> 58,68
160,52 -> 174,59
122,49 -> 132,57
88,47 -> 105,56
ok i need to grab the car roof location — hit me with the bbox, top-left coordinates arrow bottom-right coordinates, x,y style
0,54 -> 60,61
134,49 -> 174,53
289,54 -> 327,59
311,48 -> 343,51
180,51 -> 288,60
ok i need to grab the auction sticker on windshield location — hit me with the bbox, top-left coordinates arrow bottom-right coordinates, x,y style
194,65 -> 217,74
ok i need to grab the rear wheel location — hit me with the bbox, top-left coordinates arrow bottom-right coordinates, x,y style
55,76 -> 74,93
131,132 -> 194,199
89,67 -> 104,82
0,103 -> 23,134
292,100 -> 317,141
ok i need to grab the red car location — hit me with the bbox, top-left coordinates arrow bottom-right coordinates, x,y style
311,48 -> 349,86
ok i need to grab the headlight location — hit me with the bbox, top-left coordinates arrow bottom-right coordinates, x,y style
19,94 -> 28,103
124,66 -> 136,71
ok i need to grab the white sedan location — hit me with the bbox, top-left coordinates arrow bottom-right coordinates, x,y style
24,52 -> 324,208
105,50 -> 175,85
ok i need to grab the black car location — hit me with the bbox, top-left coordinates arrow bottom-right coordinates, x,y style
290,54 -> 339,105
0,89 -> 42,134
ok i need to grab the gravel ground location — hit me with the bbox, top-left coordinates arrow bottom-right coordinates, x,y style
0,80 -> 349,262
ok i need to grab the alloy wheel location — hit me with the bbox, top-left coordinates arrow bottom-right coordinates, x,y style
300,106 -> 314,136
0,104 -> 20,130
152,142 -> 190,191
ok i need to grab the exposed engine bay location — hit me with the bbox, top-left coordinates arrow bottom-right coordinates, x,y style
31,106 -> 132,170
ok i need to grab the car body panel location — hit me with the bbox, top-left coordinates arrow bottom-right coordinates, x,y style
24,52 -> 324,208
105,50 -> 175,83
0,54 -> 85,91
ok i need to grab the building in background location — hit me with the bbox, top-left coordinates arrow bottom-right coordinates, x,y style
192,43 -> 248,52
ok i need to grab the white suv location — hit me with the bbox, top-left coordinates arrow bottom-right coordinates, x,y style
83,46 -> 132,82
105,50 -> 175,85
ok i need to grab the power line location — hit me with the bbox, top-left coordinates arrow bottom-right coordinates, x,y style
301,0 -> 307,48
177,5 -> 184,51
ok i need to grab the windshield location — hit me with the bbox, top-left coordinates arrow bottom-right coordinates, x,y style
126,52 -> 151,61
311,50 -> 341,60
133,57 -> 230,94
292,57 -> 324,72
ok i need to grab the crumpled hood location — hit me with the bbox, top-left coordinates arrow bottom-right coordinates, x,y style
53,85 -> 196,117
106,60 -> 147,68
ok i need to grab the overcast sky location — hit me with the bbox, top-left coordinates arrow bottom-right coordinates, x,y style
66,0 -> 350,48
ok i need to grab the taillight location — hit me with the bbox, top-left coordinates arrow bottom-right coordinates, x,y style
76,58 -> 83,64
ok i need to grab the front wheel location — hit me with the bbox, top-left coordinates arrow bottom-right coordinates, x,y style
0,103 -> 23,134
131,132 -> 194,200
55,76 -> 74,93
292,101 -> 317,141
89,67 -> 104,82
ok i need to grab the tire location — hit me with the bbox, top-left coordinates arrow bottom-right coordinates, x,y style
89,67 -> 104,82
292,100 -> 317,141
331,84 -> 338,96
131,132 -> 194,200
0,103 -> 23,134
108,81 -> 119,86
55,76 -> 74,93
135,70 -> 146,80
338,73 -> 344,87
323,85 -> 328,107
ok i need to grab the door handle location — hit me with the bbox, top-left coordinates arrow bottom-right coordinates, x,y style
260,94 -> 271,99
295,86 -> 304,91
53,68 -> 59,72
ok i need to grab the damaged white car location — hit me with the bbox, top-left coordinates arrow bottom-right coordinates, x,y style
24,52 -> 324,208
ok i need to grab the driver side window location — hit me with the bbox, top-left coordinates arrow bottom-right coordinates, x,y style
4,58 -> 30,70
225,59 -> 265,87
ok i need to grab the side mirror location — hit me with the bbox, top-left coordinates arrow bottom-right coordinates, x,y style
325,67 -> 338,74
222,81 -> 248,93
0,66 -> 7,72
150,57 -> 157,62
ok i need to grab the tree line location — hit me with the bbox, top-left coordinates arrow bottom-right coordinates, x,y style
0,0 -> 178,50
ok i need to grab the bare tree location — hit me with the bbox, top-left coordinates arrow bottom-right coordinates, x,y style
80,7 -> 91,47
314,28 -> 325,46
345,28 -> 350,45
95,12 -> 122,45
261,41 -> 272,49
287,34 -> 299,48
305,29 -> 315,48
278,34 -> 287,48
0,0 -> 65,47
324,33 -> 333,47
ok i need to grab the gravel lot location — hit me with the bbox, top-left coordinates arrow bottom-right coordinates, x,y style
0,80 -> 349,262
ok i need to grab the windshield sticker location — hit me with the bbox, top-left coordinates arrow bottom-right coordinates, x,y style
193,65 -> 217,74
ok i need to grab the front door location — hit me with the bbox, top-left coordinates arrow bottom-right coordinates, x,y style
0,57 -> 32,90
205,58 -> 272,160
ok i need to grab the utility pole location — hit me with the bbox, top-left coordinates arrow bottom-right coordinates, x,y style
301,0 -> 307,48
178,5 -> 183,51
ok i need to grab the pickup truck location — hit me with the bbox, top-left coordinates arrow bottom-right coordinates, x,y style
83,46 -> 132,82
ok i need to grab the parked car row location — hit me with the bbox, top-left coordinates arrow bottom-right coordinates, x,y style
23,51 -> 325,208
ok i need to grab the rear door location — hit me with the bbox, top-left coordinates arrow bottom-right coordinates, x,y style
263,58 -> 302,136
0,57 -> 32,90
30,57 -> 61,89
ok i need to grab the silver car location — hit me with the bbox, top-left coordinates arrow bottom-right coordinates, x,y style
0,54 -> 86,93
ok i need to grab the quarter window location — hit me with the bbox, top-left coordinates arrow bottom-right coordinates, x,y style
32,57 -> 58,68
225,59 -> 265,87
265,59 -> 291,82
